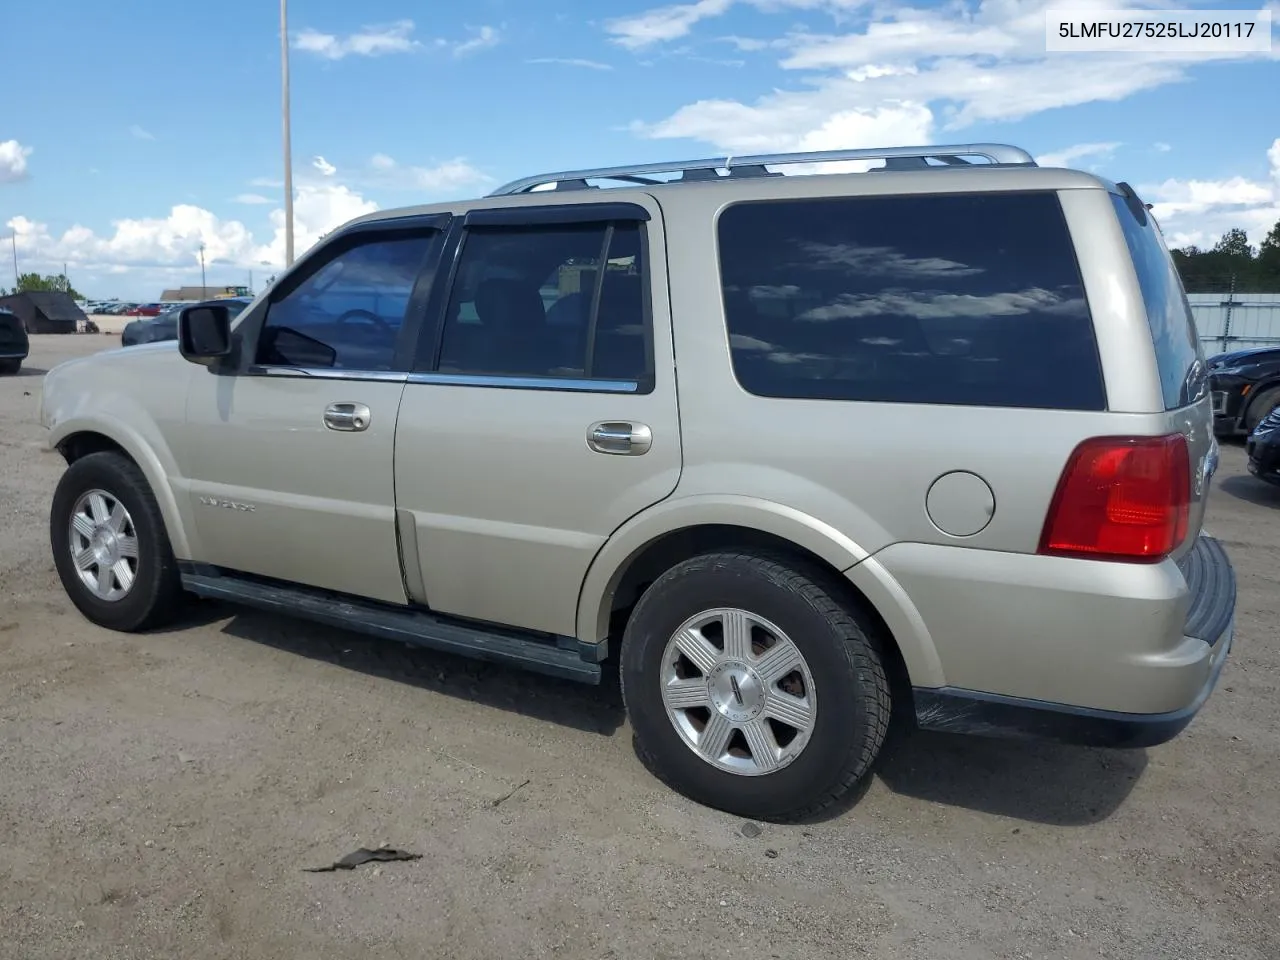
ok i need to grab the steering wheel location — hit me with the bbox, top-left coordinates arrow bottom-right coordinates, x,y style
333,308 -> 393,336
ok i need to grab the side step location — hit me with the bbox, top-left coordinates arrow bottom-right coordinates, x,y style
179,569 -> 603,684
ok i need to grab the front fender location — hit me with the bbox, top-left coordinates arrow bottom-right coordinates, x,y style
45,405 -> 196,561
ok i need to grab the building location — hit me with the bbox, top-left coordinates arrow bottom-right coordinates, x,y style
159,285 -> 251,301
0,291 -> 87,334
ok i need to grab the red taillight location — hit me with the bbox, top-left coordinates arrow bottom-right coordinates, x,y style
1039,434 -> 1191,563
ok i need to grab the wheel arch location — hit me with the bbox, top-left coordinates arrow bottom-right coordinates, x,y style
1244,378 -> 1280,421
50,419 -> 194,559
576,497 -> 942,694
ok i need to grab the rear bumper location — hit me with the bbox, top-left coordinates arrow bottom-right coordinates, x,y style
888,534 -> 1237,747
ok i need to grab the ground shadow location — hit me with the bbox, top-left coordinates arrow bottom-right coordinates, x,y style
156,599 -> 626,737
6,365 -> 48,378
1216,473 -> 1280,508
870,721 -> 1147,826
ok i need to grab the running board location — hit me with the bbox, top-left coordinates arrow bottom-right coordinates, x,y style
179,569 -> 602,684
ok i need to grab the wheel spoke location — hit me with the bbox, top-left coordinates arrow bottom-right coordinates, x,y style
112,560 -> 135,593
663,678 -> 709,710
72,547 -> 96,571
88,493 -> 111,525
754,638 -> 803,685
117,536 -> 139,559
72,512 -> 96,540
764,690 -> 814,731
741,719 -> 779,772
698,711 -> 734,760
722,609 -> 751,661
96,563 -> 114,596
674,628 -> 719,676
108,501 -> 129,533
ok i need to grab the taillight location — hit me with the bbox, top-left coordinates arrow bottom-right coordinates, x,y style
1038,434 -> 1191,563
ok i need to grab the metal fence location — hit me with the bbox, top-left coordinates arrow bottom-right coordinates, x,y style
1189,292 -> 1280,355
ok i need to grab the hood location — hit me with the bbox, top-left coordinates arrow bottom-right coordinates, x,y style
1207,347 -> 1280,369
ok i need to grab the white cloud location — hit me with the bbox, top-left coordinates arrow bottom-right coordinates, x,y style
232,193 -> 274,205
293,19 -> 420,59
527,57 -> 614,70
606,0 -> 735,49
363,154 -> 491,192
451,25 -> 500,57
1035,142 -> 1121,168
1142,138 -> 1280,250
312,156 -> 337,177
1154,142 -> 1172,153
0,139 -> 32,183
129,124 -> 156,141
628,0 -> 1278,156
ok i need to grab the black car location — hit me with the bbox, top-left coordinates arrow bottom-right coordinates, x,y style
121,297 -> 251,346
1207,346 -> 1280,437
0,307 -> 29,374
1246,407 -> 1280,486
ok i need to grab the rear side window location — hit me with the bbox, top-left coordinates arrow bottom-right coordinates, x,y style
1109,193 -> 1206,410
716,192 -> 1105,410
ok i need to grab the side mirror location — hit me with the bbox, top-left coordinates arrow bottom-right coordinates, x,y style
178,305 -> 232,366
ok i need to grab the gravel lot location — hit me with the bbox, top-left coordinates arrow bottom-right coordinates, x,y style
3,334 -> 1278,960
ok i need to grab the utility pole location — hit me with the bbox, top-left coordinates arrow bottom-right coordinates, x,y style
281,0 -> 295,267
199,242 -> 207,295
10,232 -> 17,289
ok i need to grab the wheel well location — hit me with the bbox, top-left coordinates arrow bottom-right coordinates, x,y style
1246,380 -> 1280,414
56,431 -> 131,466
605,523 -> 912,705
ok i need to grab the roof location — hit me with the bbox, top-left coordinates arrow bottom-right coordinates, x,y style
0,291 -> 87,323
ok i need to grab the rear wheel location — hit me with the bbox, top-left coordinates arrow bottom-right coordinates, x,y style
0,358 -> 20,375
620,551 -> 890,822
1245,387 -> 1280,433
50,452 -> 183,632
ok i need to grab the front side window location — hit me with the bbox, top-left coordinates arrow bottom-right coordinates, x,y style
435,221 -> 649,384
717,191 -> 1106,410
256,232 -> 436,370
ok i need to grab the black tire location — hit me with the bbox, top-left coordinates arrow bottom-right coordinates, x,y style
619,551 -> 890,822
1245,387 -> 1280,433
0,358 -> 20,375
50,451 -> 183,632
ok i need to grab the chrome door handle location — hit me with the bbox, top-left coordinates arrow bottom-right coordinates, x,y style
324,402 -> 372,432
588,421 -> 652,456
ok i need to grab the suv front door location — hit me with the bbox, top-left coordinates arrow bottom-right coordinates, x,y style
179,218 -> 447,604
394,198 -> 682,636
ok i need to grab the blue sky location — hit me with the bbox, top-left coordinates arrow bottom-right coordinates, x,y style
1,0 -> 1278,299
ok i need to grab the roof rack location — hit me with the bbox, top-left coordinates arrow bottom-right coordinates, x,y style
488,143 -> 1036,196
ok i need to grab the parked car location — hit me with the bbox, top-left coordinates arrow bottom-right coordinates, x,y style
0,306 -> 28,374
121,297 -> 251,346
38,142 -> 1237,821
1207,346 -> 1280,437
1246,407 -> 1280,486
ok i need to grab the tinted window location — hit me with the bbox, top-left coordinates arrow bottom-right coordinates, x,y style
717,192 -> 1105,410
1110,194 -> 1206,410
436,221 -> 648,383
257,233 -> 435,370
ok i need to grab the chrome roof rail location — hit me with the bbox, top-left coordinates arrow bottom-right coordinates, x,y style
488,143 -> 1036,196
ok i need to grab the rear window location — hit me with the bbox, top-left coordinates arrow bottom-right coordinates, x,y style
1109,193 -> 1206,410
716,191 -> 1105,410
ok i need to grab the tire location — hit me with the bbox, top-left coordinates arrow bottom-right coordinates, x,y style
50,451 -> 183,632
1244,387 -> 1280,433
619,551 -> 890,822
0,358 -> 20,375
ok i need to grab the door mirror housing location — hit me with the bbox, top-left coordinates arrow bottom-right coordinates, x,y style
178,305 -> 232,366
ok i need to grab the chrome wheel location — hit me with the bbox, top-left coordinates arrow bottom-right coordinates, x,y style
68,489 -> 139,602
659,607 -> 817,776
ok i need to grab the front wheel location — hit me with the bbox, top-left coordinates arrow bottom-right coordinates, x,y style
0,358 -> 20,375
620,551 -> 891,822
1245,387 -> 1280,434
50,451 -> 183,632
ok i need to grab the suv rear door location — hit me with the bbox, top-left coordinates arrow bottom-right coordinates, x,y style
393,197 -> 681,636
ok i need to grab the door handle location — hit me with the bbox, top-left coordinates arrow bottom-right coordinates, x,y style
588,421 -> 652,456
324,402 -> 372,432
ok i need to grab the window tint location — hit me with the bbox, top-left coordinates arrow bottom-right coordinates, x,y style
717,192 -> 1105,410
436,221 -> 648,383
256,233 -> 435,370
1110,194 -> 1206,410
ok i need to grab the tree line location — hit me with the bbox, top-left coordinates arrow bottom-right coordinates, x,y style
0,272 -> 84,300
1169,221 -> 1280,294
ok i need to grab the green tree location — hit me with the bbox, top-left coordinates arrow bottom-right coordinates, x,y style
15,272 -> 83,300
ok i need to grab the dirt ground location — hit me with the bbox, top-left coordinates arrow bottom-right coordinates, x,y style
2,334 -> 1278,960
